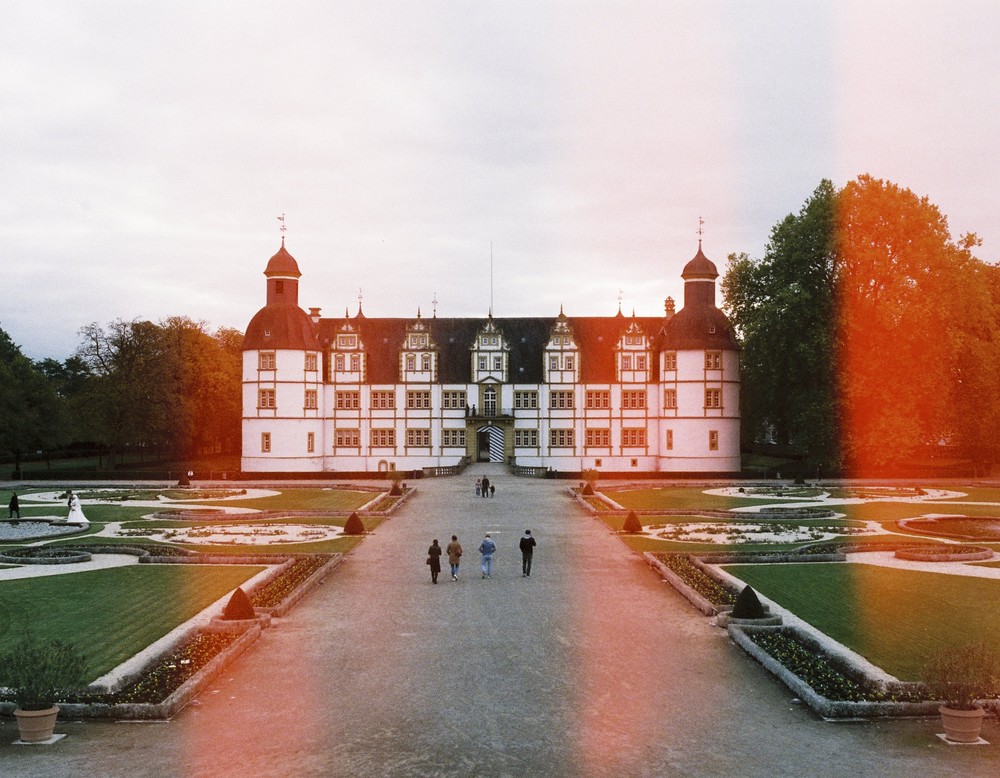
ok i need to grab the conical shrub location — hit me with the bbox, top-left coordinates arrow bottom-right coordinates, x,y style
343,512 -> 365,535
221,587 -> 256,621
731,585 -> 767,619
622,510 -> 643,534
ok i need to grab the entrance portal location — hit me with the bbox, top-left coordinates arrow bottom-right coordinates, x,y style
476,425 -> 504,463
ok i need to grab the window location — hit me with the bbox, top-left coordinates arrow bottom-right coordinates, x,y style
585,428 -> 610,447
371,390 -> 395,410
305,353 -> 318,371
422,354 -> 432,371
258,389 -> 276,409
478,357 -> 487,371
705,388 -> 722,409
621,355 -> 632,370
549,390 -> 574,409
705,351 -> 722,370
622,428 -> 646,447
406,428 -> 431,447
406,355 -> 416,371
258,352 -> 276,370
664,388 -> 677,409
307,432 -> 315,453
666,429 -> 673,450
493,356 -> 502,371
335,428 -> 360,448
442,390 -> 467,409
636,355 -> 647,370
663,352 -> 677,372
514,391 -> 538,410
406,390 -> 431,410
442,429 -> 466,447
350,354 -> 360,372
622,390 -> 646,409
549,356 -> 560,371
335,391 -> 360,410
709,430 -> 719,451
335,354 -> 344,371
304,389 -> 318,409
514,429 -> 539,447
585,390 -> 610,409
549,428 -> 575,447
260,432 -> 271,452
564,356 -> 574,371
370,428 -> 395,447
275,280 -> 284,294
337,335 -> 357,349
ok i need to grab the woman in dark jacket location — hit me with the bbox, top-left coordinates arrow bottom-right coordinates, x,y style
427,539 -> 443,584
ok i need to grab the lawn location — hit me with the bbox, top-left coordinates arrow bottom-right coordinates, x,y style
605,487 -> 776,512
198,488 -> 377,512
0,564 -> 264,682
721,562 -> 1000,680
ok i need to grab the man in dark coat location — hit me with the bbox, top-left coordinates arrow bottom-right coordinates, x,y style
480,476 -> 490,498
8,492 -> 19,519
519,529 -> 536,577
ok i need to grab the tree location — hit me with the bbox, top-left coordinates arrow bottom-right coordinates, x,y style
836,175 -> 990,472
722,180 -> 839,469
0,327 -> 68,474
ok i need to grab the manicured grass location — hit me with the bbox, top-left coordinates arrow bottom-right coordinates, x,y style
606,487 -> 777,512
199,488 -> 376,512
0,564 -> 264,682
721,562 -> 1000,680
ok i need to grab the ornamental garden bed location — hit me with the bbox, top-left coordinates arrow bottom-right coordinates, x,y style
898,516 -> 1000,542
894,544 -> 993,562
0,552 -> 342,719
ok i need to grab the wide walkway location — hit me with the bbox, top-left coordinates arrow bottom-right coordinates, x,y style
1,467 -> 997,776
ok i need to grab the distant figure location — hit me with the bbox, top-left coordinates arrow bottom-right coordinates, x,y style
427,539 -> 442,584
66,492 -> 89,526
489,484 -> 495,498
481,476 -> 490,499
475,478 -> 482,497
519,529 -> 536,577
446,535 -> 463,581
479,533 -> 497,579
8,492 -> 19,519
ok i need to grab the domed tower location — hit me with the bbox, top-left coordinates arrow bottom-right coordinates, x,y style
658,243 -> 740,473
242,241 -> 324,473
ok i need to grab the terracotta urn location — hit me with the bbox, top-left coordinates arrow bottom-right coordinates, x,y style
939,705 -> 986,743
14,705 -> 60,743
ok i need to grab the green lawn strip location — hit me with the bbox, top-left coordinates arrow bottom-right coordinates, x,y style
606,487 -> 783,512
197,488 -> 376,512
0,564 -> 263,682
721,563 -> 1000,680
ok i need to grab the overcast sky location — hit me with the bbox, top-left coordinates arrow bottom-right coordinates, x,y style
3,1 -> 998,360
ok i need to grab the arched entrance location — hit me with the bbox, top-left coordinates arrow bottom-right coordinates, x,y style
476,424 -> 505,463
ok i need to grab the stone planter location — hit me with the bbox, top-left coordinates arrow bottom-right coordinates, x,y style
14,705 -> 60,742
939,705 -> 986,743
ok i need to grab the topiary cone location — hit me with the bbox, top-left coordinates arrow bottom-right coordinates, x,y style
221,587 -> 256,620
343,512 -> 365,535
622,510 -> 643,534
731,585 -> 767,619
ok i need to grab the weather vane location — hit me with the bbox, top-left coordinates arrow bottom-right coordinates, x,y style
358,287 -> 363,311
618,288 -> 624,312
432,292 -> 438,318
697,216 -> 705,246
277,213 -> 287,240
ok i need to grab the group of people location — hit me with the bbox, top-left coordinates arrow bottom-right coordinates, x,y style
475,477 -> 495,498
426,530 -> 536,583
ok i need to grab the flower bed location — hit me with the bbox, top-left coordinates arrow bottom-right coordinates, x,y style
730,625 -> 941,719
894,545 -> 993,562
647,553 -> 738,613
251,556 -> 329,609
898,516 -> 1000,542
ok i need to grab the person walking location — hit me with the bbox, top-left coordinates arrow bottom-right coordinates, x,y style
479,532 -> 497,579
489,484 -> 495,498
446,535 -> 463,581
519,529 -> 536,577
427,539 -> 442,584
481,476 -> 490,499
475,478 -> 482,497
8,492 -> 19,519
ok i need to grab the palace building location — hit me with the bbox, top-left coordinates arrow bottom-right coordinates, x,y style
241,241 -> 740,475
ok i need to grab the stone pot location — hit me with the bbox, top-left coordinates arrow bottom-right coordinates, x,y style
14,705 -> 60,743
939,704 -> 986,743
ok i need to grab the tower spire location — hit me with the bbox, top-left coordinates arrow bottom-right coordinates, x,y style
697,216 -> 704,249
